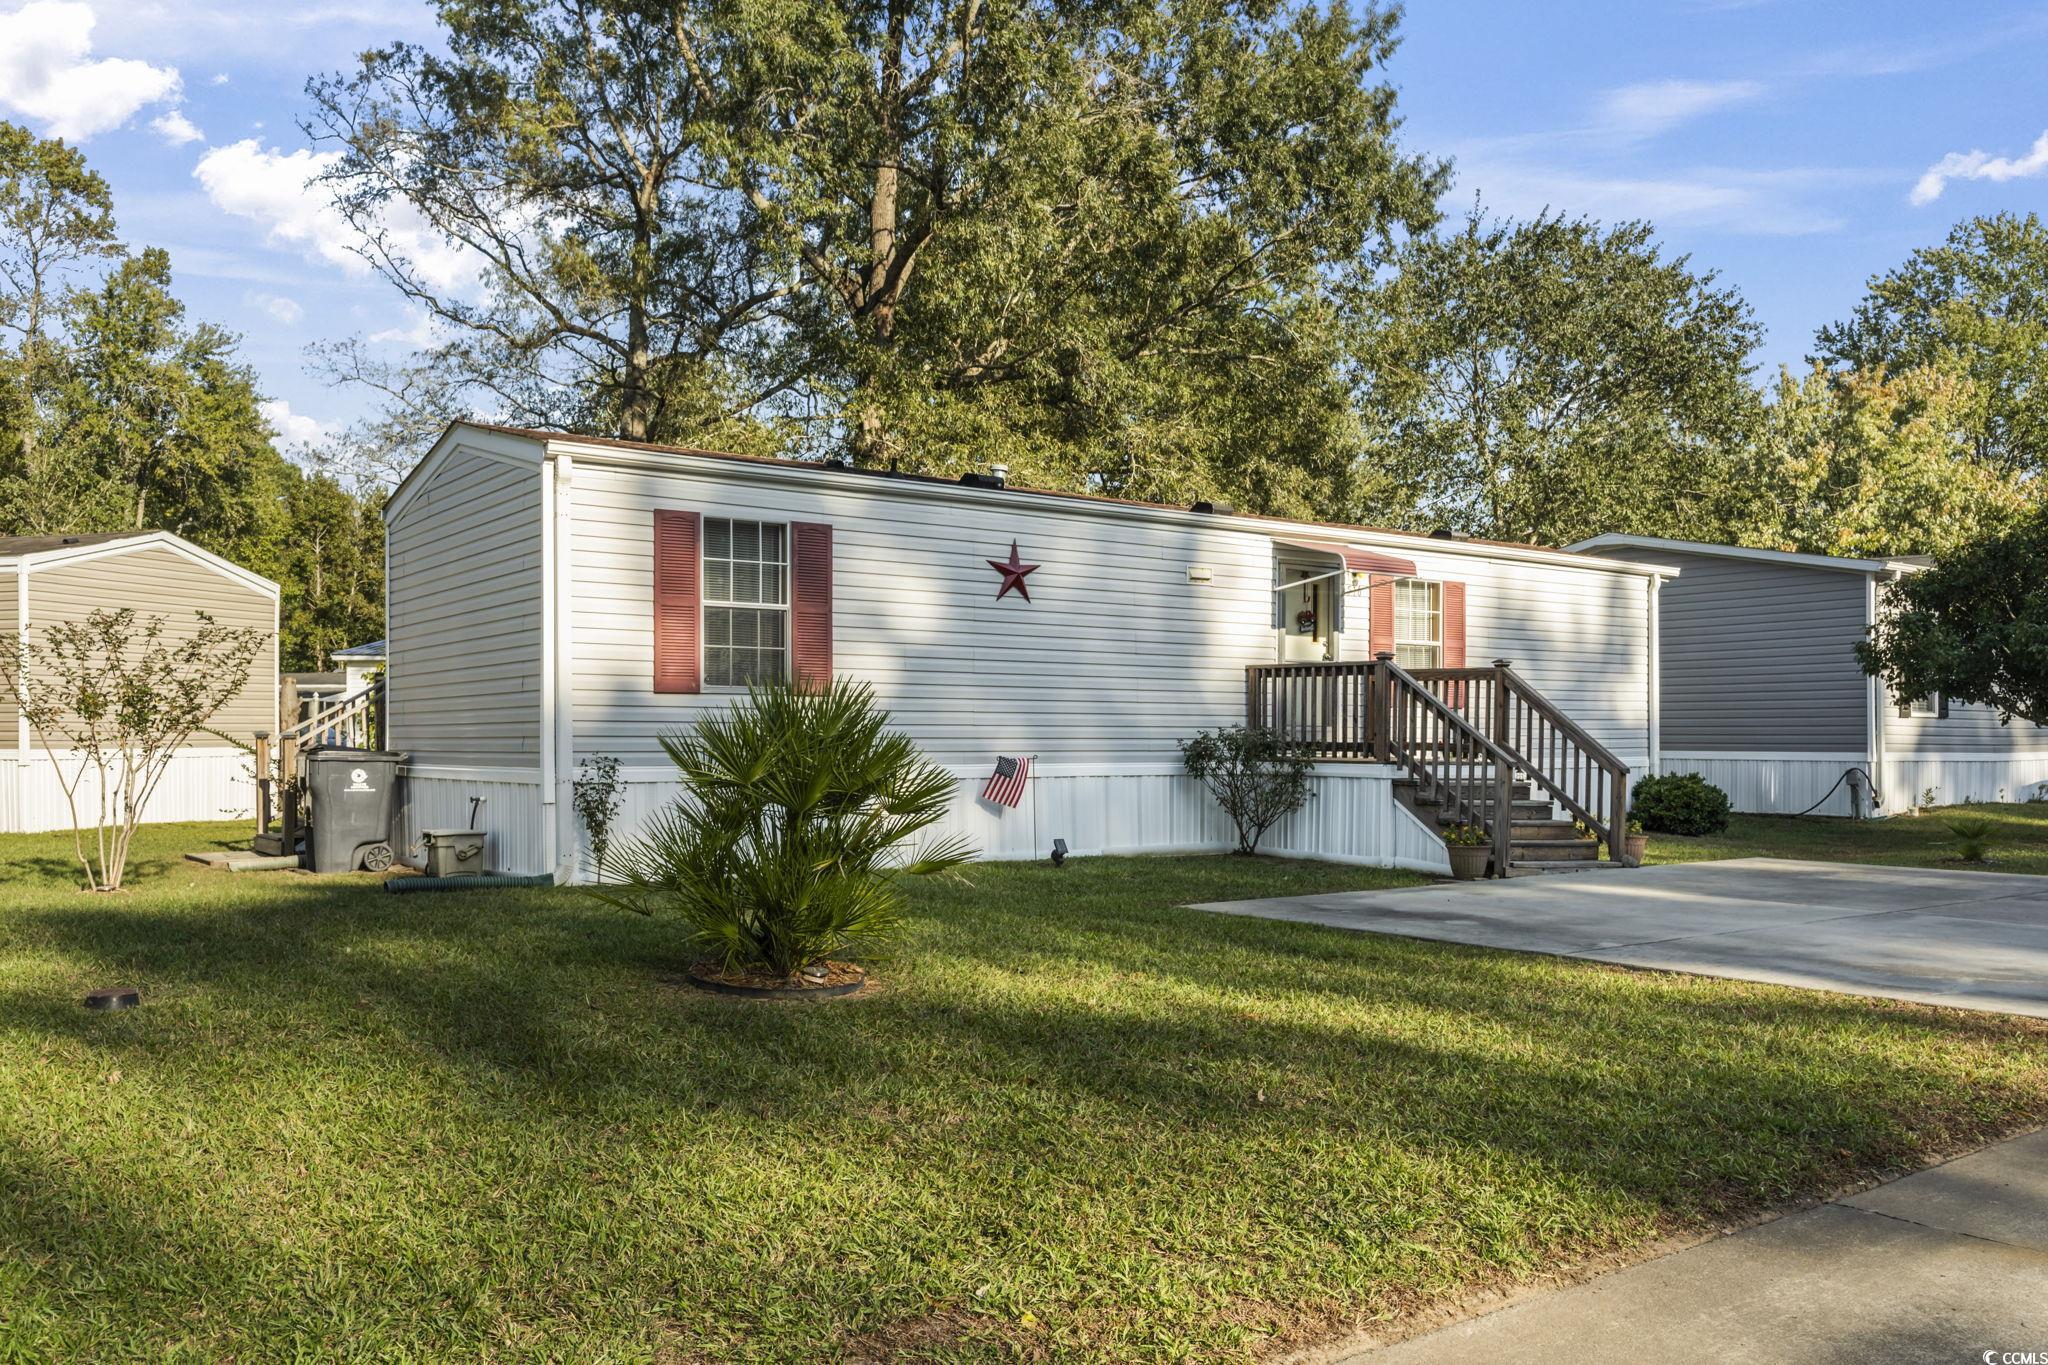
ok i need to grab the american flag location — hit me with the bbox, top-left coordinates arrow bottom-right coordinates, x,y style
982,755 -> 1032,808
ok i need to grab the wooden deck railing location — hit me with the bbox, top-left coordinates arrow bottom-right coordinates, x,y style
255,677 -> 388,849
1246,656 -> 1632,871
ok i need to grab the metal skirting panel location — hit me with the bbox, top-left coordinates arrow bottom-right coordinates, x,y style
1,748 -> 255,833
565,761 -> 1436,885
1657,754 -> 1871,817
1885,755 -> 2048,810
398,768 -> 548,876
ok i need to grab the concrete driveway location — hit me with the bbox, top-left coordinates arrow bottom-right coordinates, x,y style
1190,858 -> 2048,1017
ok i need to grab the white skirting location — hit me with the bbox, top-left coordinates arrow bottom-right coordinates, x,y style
401,760 -> 1449,882
1656,752 -> 1875,818
1884,753 -> 2048,810
0,747 -> 256,833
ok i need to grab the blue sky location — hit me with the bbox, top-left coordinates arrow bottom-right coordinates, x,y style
2,0 -> 2044,458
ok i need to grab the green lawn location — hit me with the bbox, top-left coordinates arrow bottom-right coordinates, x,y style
5,823 -> 2048,1361
1643,801 -> 2048,875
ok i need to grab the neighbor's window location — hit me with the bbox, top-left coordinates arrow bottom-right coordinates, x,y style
1907,694 -> 1940,718
1393,579 -> 1442,669
703,518 -> 787,686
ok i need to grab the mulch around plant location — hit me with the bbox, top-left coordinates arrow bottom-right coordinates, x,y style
681,959 -> 868,998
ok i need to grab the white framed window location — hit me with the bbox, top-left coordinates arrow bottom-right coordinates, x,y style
1392,579 -> 1442,669
1907,694 -> 1940,719
703,517 -> 787,686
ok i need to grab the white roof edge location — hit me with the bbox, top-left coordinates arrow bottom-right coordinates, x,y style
1569,534 -> 1924,577
385,422 -> 547,523
0,530 -> 279,598
537,428 -> 1670,579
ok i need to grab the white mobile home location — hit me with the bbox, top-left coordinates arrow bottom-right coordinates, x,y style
385,423 -> 1669,881
0,531 -> 279,832
1572,535 -> 2048,816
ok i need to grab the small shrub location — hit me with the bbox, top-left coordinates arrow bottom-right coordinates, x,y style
1946,818 -> 1993,863
573,755 -> 625,880
1180,725 -> 1312,855
1631,772 -> 1731,837
594,681 -> 972,978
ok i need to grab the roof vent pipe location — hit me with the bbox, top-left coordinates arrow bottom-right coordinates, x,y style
989,463 -> 1009,488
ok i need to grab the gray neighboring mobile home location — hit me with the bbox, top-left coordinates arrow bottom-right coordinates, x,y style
0,530 -> 279,832
1572,535 -> 2048,816
386,422 -> 1669,881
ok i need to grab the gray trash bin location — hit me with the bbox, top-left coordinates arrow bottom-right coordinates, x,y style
303,748 -> 407,873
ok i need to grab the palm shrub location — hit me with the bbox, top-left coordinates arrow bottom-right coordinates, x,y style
594,681 -> 973,978
1946,818 -> 1993,863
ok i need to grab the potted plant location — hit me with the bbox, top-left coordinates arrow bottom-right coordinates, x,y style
1621,816 -> 1648,867
1442,822 -> 1491,880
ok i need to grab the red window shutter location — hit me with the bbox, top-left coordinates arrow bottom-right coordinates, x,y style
1368,578 -> 1396,657
1442,581 -> 1467,668
791,521 -> 833,687
652,509 -> 701,694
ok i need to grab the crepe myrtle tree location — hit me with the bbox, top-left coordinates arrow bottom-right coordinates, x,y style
1180,725 -> 1313,855
1858,508 -> 2048,728
0,608 -> 267,891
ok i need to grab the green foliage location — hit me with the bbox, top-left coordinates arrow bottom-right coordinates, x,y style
1858,505 -> 2048,727
311,0 -> 1442,516
1730,362 -> 2027,558
1179,724 -> 1313,854
595,681 -> 972,976
1813,211 -> 2048,479
1631,773 -> 1732,838
1944,818 -> 1993,863
572,754 -> 624,880
0,608 -> 267,890
1441,821 -> 1487,847
1351,203 -> 1762,545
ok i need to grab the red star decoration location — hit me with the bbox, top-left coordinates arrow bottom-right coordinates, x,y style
986,540 -> 1040,601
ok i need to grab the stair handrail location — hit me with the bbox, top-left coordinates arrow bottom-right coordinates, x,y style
1490,662 -> 1630,860
281,675 -> 386,752
1375,655 -> 1518,877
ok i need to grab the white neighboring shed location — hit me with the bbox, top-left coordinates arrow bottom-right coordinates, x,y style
386,422 -> 1668,881
1572,534 -> 2048,815
0,530 -> 279,832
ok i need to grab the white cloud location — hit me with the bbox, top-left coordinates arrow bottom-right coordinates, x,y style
1599,79 -> 1765,139
248,291 -> 302,324
0,1 -> 182,140
1910,129 -> 2048,205
193,138 -> 476,294
150,107 -> 203,146
260,398 -> 335,453
368,308 -> 446,348
208,72 -> 228,85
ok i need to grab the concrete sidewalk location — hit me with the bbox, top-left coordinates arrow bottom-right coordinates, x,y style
1339,1127 -> 2048,1364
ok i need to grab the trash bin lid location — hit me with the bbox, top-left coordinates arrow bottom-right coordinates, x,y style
306,748 -> 409,762
420,828 -> 483,838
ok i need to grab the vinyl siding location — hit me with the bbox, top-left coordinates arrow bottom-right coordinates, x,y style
0,569 -> 15,751
563,461 -> 1653,768
385,444 -> 544,766
23,546 -> 277,748
1618,548 -> 1870,753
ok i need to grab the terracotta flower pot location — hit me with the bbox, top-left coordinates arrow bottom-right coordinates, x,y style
1622,833 -> 1649,867
1446,844 -> 1491,880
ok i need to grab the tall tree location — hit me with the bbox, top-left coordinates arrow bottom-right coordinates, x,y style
274,469 -> 385,671
48,248 -> 288,555
0,122 -> 119,483
1730,362 -> 2029,559
1351,205 -> 1762,545
1813,212 -> 2048,478
310,0 -> 1442,513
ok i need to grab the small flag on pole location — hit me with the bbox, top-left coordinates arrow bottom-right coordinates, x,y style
982,755 -> 1032,808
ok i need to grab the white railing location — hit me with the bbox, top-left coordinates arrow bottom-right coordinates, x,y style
284,676 -> 385,752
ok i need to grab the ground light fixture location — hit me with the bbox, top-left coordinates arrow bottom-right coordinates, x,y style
1051,838 -> 1068,867
84,987 -> 140,1011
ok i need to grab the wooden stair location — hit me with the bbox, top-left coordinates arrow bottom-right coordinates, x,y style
1395,777 -> 1625,876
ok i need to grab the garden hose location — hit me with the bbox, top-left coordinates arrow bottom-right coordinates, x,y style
1791,767 -> 1880,819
